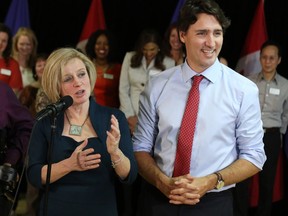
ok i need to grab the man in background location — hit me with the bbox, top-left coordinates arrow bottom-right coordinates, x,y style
234,40 -> 288,216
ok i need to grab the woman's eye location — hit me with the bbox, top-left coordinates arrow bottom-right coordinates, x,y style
63,77 -> 72,83
78,72 -> 86,78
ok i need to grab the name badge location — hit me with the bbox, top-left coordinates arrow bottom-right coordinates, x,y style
269,87 -> 280,95
0,68 -> 11,76
103,73 -> 114,79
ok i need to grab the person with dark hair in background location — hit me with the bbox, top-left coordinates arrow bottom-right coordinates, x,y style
27,48 -> 137,216
132,0 -> 266,215
0,23 -> 23,95
19,53 -> 48,117
234,40 -> 288,216
119,28 -> 175,134
85,29 -> 121,108
162,22 -> 186,66
0,81 -> 33,216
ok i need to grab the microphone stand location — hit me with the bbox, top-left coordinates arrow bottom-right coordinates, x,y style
43,115 -> 57,216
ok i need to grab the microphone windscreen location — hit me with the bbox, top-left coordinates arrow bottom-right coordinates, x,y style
61,95 -> 73,110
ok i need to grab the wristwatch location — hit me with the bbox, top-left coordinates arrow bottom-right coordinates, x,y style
214,172 -> 225,190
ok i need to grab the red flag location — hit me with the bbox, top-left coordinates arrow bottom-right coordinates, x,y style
76,0 -> 106,52
235,0 -> 268,76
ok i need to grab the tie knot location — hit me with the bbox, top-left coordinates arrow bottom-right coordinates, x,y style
193,75 -> 203,85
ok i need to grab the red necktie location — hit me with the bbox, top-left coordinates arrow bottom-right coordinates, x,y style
173,75 -> 203,177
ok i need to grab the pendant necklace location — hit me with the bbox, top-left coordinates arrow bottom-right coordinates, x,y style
65,112 -> 89,136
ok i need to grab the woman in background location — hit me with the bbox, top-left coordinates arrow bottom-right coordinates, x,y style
12,27 -> 38,88
0,23 -> 22,95
119,28 -> 175,134
162,22 -> 186,66
86,29 -> 121,108
19,53 -> 48,117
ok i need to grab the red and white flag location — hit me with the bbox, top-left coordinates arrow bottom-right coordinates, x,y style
235,0 -> 268,77
76,0 -> 106,53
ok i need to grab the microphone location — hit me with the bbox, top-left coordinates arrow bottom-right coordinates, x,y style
36,95 -> 73,121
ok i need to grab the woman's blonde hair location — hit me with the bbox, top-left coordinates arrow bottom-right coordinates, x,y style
42,48 -> 96,103
12,27 -> 38,69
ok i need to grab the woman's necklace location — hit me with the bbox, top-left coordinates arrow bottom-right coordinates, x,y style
65,112 -> 89,136
95,60 -> 110,77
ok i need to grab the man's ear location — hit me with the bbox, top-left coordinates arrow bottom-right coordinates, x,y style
179,31 -> 186,44
278,57 -> 282,65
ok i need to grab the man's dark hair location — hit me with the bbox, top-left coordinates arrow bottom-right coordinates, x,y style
178,0 -> 231,34
260,40 -> 282,58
